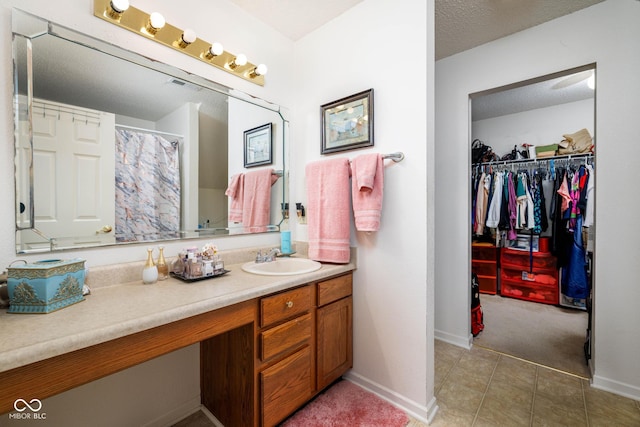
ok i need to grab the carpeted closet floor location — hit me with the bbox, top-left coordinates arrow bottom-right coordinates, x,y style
473,293 -> 590,378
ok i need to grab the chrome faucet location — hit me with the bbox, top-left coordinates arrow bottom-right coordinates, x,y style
265,248 -> 281,262
256,248 -> 281,263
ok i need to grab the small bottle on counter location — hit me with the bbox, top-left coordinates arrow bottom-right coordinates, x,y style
156,245 -> 168,280
213,254 -> 224,274
203,260 -> 214,276
280,230 -> 292,254
190,257 -> 203,277
171,251 -> 186,276
142,247 -> 158,284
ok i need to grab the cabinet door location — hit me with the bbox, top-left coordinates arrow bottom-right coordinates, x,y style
317,296 -> 353,390
261,346 -> 313,427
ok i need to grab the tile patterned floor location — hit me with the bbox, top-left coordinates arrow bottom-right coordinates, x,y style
174,341 -> 640,426
433,340 -> 640,426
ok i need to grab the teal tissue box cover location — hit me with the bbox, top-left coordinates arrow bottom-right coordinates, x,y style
7,258 -> 86,314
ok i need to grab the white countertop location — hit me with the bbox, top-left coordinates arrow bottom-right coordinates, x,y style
0,261 -> 355,373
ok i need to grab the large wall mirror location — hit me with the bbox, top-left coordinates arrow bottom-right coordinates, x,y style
13,9 -> 287,254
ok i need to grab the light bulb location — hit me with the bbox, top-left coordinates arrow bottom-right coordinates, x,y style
249,63 -> 268,78
182,29 -> 196,44
235,54 -> 247,66
107,0 -> 129,19
204,42 -> 224,59
210,42 -> 224,56
229,54 -> 247,69
146,12 -> 166,34
178,29 -> 196,48
110,0 -> 129,13
255,64 -> 268,76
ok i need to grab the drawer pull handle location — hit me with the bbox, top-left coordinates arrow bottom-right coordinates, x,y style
286,301 -> 294,309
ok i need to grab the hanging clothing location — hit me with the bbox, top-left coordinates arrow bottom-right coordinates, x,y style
474,173 -> 491,235
507,172 -> 518,240
562,215 -> 589,299
486,172 -> 504,228
583,164 -> 595,227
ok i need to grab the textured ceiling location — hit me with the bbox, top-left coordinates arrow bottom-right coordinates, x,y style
437,0 -> 604,60
226,0 -> 604,58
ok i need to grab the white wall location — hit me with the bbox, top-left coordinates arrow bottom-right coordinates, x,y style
157,103 -> 200,231
435,0 -> 640,400
473,99 -> 594,158
292,0 -> 435,421
0,0 -> 293,424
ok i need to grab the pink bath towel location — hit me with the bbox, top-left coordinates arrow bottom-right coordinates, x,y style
306,158 -> 351,263
225,173 -> 244,223
351,153 -> 384,231
242,169 -> 278,232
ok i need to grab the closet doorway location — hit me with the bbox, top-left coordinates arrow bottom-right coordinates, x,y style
469,65 -> 595,378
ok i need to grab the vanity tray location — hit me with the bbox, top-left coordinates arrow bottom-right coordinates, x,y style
170,269 -> 230,283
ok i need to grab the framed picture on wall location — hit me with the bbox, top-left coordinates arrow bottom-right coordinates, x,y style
244,123 -> 273,168
321,88 -> 374,154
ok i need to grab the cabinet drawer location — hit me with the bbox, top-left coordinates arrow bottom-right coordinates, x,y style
501,248 -> 557,270
477,275 -> 497,295
472,260 -> 497,277
317,273 -> 353,307
472,244 -> 497,261
501,266 -> 558,288
501,278 -> 558,305
261,346 -> 313,427
261,285 -> 311,328
260,313 -> 312,361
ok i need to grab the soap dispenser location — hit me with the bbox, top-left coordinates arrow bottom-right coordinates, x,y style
156,245 -> 168,280
142,247 -> 158,284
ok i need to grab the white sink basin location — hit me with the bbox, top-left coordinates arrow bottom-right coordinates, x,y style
241,258 -> 322,276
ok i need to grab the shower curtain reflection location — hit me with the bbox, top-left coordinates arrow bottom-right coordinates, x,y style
115,127 -> 182,242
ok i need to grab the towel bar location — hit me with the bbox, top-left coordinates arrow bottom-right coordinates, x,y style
382,152 -> 405,162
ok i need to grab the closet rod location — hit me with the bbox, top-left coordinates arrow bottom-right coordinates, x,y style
476,152 -> 593,167
382,152 -> 405,162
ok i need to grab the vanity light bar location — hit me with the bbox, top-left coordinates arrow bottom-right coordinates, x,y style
93,0 -> 265,86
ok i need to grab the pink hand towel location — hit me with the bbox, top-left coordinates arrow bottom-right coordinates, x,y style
242,169 -> 278,232
225,173 -> 244,223
306,158 -> 351,263
351,153 -> 384,231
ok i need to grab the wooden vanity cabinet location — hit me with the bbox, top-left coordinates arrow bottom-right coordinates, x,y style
258,285 -> 314,427
316,274 -> 353,390
202,271 -> 354,427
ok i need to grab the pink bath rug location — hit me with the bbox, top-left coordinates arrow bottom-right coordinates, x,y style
281,380 -> 409,427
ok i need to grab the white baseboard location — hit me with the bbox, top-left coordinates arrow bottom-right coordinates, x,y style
344,372 -> 436,424
434,329 -> 472,349
591,374 -> 640,401
142,395 -> 201,427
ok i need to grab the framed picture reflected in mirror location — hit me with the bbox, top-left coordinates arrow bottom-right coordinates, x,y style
244,123 -> 273,167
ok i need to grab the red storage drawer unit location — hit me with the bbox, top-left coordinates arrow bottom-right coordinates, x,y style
472,243 -> 498,294
501,248 -> 556,270
500,248 -> 558,305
